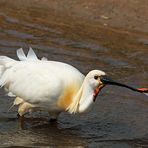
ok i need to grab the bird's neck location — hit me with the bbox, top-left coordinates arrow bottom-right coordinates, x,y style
67,80 -> 94,114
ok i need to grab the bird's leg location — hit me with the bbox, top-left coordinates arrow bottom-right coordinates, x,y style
48,112 -> 60,122
18,115 -> 25,129
17,113 -> 20,118
20,115 -> 24,129
50,118 -> 57,122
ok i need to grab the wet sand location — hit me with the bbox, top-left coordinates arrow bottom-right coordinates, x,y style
0,0 -> 148,147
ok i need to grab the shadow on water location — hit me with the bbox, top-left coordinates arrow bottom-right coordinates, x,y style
0,0 -> 148,147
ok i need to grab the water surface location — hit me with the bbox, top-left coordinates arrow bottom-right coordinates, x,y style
0,1 -> 148,147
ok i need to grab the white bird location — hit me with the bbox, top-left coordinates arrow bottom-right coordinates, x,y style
0,48 -> 147,126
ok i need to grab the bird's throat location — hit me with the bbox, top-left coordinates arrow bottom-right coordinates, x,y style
93,88 -> 99,102
93,85 -> 105,102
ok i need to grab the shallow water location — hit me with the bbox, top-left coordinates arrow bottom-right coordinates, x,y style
0,1 -> 148,147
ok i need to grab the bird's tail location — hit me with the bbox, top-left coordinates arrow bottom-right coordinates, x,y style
0,56 -> 16,69
0,47 -> 48,86
0,65 -> 4,78
0,56 -> 17,86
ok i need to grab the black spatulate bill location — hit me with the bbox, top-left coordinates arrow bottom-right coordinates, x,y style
100,75 -> 148,94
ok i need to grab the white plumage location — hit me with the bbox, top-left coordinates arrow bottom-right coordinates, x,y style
0,48 -> 106,120
0,48 -> 148,126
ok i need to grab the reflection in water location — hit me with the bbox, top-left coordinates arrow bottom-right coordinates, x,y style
0,1 -> 148,147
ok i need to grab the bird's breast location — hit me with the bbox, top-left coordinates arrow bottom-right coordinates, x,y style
57,84 -> 80,110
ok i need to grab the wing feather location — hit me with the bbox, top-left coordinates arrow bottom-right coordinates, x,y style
27,47 -> 38,60
17,48 -> 27,61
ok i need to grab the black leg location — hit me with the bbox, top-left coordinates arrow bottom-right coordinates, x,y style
18,115 -> 25,129
49,118 -> 57,122
17,113 -> 20,118
48,112 -> 60,123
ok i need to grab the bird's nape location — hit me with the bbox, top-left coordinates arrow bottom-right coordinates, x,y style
100,75 -> 148,95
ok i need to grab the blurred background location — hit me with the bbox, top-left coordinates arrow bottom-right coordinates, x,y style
0,0 -> 148,147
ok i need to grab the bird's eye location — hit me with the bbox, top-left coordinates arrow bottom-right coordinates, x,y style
94,75 -> 99,80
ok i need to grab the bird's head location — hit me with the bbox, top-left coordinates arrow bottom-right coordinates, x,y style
68,69 -> 148,114
85,69 -> 148,102
84,70 -> 106,102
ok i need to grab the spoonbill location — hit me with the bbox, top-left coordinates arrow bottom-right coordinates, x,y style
0,48 -> 147,125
